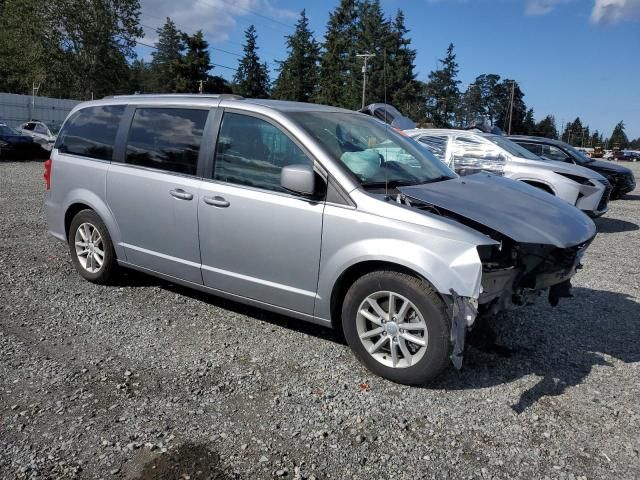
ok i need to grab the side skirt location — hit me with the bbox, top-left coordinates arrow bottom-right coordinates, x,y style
117,260 -> 333,328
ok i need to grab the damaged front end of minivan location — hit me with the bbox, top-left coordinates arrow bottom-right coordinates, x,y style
397,174 -> 597,368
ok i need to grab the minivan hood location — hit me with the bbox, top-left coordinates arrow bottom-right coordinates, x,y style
399,174 -> 596,248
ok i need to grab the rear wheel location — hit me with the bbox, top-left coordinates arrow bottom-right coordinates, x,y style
342,271 -> 451,385
68,209 -> 117,284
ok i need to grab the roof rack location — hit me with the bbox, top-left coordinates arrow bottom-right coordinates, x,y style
103,93 -> 244,100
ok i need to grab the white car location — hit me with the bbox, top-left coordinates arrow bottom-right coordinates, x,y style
18,121 -> 58,152
406,129 -> 611,217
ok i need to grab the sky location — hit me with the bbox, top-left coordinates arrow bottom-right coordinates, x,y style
135,0 -> 640,139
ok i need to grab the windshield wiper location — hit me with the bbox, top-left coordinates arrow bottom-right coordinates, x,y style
360,180 -> 417,189
418,175 -> 454,184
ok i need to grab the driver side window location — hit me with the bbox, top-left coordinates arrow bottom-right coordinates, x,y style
541,145 -> 572,162
214,113 -> 313,193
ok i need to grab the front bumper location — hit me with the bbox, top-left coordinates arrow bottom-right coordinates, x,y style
576,179 -> 610,217
608,172 -> 636,198
477,237 -> 592,315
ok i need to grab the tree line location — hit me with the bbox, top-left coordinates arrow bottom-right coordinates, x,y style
0,0 -> 637,148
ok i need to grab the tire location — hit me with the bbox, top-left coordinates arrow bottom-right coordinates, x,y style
341,271 -> 451,385
68,209 -> 117,284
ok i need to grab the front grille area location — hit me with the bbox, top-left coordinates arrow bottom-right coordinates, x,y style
597,181 -> 612,211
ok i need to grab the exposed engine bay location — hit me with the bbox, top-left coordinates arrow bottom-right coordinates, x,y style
394,183 -> 594,368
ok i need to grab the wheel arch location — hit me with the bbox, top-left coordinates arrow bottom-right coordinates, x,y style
62,190 -> 125,260
329,260 -> 442,332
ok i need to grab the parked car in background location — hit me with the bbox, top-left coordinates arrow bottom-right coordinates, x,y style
18,120 -> 58,153
407,129 -> 611,217
359,103 -> 417,130
509,135 -> 636,199
0,122 -> 39,159
45,95 -> 596,385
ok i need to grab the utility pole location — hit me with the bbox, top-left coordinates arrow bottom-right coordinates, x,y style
356,53 -> 375,109
198,80 -> 204,94
31,82 -> 40,120
507,80 -> 515,135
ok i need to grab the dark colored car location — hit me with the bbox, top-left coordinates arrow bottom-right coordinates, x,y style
0,123 -> 39,160
509,135 -> 636,199
358,103 -> 417,130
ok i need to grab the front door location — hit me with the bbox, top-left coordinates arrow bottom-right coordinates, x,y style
198,111 -> 324,315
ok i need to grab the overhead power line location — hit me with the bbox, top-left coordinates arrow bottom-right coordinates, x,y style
135,40 -> 236,71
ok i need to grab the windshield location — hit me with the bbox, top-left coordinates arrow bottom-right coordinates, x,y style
291,112 -> 455,188
0,125 -> 19,135
486,135 -> 543,161
564,144 -> 594,164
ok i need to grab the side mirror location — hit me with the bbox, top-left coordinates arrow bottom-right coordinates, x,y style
280,164 -> 315,196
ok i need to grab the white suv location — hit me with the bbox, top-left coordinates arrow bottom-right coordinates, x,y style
407,129 -> 610,217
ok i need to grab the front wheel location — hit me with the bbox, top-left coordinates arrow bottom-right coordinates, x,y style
342,271 -> 451,385
68,209 -> 117,284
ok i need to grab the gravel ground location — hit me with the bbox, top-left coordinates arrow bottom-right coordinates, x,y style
1,160 -> 639,480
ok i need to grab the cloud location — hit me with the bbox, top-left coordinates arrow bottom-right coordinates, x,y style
525,0 -> 572,16
139,0 -> 296,44
591,0 -> 640,24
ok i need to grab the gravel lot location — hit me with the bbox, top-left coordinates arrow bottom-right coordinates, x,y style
1,160 -> 639,480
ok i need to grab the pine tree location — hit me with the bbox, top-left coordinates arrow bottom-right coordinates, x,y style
233,25 -> 270,98
609,121 -> 629,148
533,115 -> 558,139
175,30 -> 212,93
494,79 -> 526,134
354,0 -> 390,107
315,0 -> 359,108
522,109 -> 535,135
272,10 -> 320,102
151,18 -> 183,92
424,43 -> 461,127
387,9 -> 423,120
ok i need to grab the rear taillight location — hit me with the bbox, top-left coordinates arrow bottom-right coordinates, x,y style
43,159 -> 52,190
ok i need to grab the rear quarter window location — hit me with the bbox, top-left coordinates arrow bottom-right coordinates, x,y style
56,105 -> 125,161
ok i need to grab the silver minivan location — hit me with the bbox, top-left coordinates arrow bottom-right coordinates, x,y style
45,95 -> 595,385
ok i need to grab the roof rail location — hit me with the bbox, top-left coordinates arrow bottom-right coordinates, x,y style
103,93 -> 244,100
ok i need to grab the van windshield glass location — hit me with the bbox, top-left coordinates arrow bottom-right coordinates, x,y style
487,135 -> 542,161
291,112 -> 455,188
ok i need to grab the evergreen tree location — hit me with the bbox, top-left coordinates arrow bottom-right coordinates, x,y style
233,25 -> 270,98
272,10 -> 320,102
494,79 -> 526,134
609,121 -> 629,148
354,0 -> 391,107
175,30 -> 212,93
387,9 -> 424,120
151,18 -> 183,92
459,82 -> 484,127
533,115 -> 558,139
522,108 -> 535,135
315,0 -> 359,108
425,43 -> 461,127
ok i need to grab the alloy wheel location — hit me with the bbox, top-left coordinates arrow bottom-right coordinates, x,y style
74,222 -> 105,273
356,291 -> 428,368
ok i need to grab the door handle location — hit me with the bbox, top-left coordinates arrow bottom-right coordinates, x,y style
203,195 -> 230,208
169,188 -> 193,201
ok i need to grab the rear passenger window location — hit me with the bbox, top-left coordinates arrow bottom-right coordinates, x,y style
214,113 -> 312,192
57,105 -> 125,161
125,108 -> 208,175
